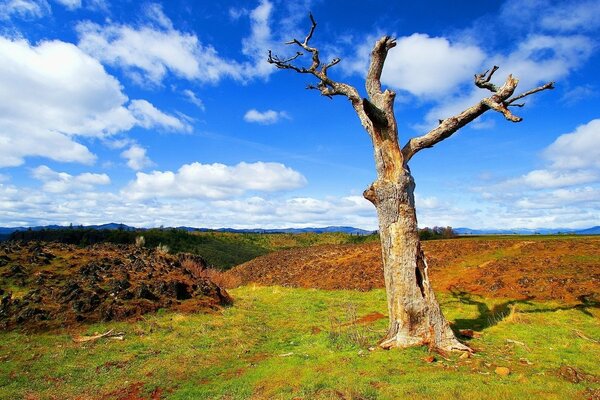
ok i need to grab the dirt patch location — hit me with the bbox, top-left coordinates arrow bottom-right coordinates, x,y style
557,365 -> 599,384
342,312 -> 386,326
101,382 -> 163,400
227,237 -> 600,302
0,241 -> 232,331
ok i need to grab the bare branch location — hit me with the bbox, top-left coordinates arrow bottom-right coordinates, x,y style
482,98 -> 522,122
474,65 -> 499,92
507,81 -> 555,104
401,71 -> 553,163
267,14 -> 362,105
322,57 -> 341,75
267,50 -> 306,73
304,12 -> 317,45
366,36 -> 397,99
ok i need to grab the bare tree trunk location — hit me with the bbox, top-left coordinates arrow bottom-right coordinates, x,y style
365,171 -> 469,351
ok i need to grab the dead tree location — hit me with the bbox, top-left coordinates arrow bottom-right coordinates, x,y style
268,14 -> 554,351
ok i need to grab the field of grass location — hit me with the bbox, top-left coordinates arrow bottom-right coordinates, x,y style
1,285 -> 598,399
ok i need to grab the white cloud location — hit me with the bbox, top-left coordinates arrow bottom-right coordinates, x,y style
0,0 -> 50,20
76,20 -> 232,84
76,0 -> 280,85
506,169 -> 599,189
31,165 -> 110,193
489,35 -> 594,90
0,180 -> 380,229
182,89 -> 205,111
144,2 -> 172,30
541,0 -> 600,32
243,109 -> 289,124
240,0 -> 275,79
128,99 -> 190,131
471,118 -> 600,228
381,34 -> 485,97
544,119 -> 600,169
340,33 -> 485,99
0,37 -> 188,167
54,0 -> 80,10
124,161 -> 307,200
120,144 -> 153,171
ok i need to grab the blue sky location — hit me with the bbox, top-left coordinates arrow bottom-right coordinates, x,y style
0,0 -> 599,230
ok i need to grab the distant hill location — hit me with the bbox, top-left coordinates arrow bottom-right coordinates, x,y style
574,226 -> 600,235
1,223 -> 598,240
178,226 -> 374,235
0,224 -> 373,236
454,226 -> 600,235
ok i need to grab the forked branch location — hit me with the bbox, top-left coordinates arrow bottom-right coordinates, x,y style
267,13 -> 360,103
402,67 -> 554,163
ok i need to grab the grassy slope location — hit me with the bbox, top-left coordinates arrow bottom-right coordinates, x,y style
6,229 -> 379,270
1,286 -> 598,399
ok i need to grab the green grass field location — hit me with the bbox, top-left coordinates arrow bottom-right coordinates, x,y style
1,286 -> 598,399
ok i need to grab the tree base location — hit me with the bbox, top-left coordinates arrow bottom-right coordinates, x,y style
378,332 -> 472,353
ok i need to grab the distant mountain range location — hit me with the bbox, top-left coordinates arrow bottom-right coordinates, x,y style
0,224 -> 374,237
454,226 -> 600,235
1,223 -> 599,239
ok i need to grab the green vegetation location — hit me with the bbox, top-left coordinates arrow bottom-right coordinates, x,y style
1,286 -> 598,399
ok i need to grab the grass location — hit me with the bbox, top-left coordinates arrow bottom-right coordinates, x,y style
1,286 -> 598,399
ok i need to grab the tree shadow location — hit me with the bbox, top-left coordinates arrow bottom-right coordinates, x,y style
447,288 -> 599,335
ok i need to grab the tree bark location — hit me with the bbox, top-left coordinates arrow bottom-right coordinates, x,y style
364,172 -> 469,351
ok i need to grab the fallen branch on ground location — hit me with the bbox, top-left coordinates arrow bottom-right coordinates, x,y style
72,329 -> 125,343
573,329 -> 599,344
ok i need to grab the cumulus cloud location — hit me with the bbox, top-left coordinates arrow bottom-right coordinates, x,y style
0,0 -> 50,20
381,34 -> 485,98
31,165 -> 110,193
243,109 -> 289,124
474,118 -> 600,227
340,33 -> 485,98
76,0 -> 279,85
76,20 -> 235,84
124,161 -> 307,200
120,144 -> 153,171
544,119 -> 600,169
0,179 -> 379,229
0,37 -> 188,167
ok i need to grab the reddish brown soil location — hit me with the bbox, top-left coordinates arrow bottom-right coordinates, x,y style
0,241 -> 232,330
228,237 -> 600,302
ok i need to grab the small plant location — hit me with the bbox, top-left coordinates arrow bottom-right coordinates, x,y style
156,243 -> 170,254
327,302 -> 372,349
134,235 -> 145,247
